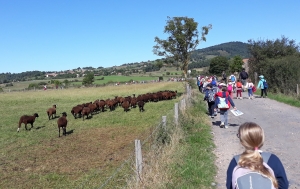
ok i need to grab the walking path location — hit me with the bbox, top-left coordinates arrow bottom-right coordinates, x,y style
212,92 -> 300,188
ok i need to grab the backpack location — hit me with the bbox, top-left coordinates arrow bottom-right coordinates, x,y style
211,80 -> 217,86
227,85 -> 233,91
240,71 -> 248,79
263,80 -> 268,89
236,82 -> 242,88
232,152 -> 276,189
207,89 -> 215,102
230,75 -> 236,82
215,92 -> 229,109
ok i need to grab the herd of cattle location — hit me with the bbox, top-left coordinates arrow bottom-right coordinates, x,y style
17,90 -> 178,137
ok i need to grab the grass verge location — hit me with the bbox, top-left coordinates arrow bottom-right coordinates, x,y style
166,93 -> 216,189
126,88 -> 216,189
255,91 -> 300,108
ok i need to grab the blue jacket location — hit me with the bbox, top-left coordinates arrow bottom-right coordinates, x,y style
257,78 -> 266,89
226,153 -> 289,189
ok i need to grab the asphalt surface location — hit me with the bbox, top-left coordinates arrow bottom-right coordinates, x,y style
212,91 -> 300,189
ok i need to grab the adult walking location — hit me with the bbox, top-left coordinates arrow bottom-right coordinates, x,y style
257,75 -> 268,98
239,68 -> 248,86
222,71 -> 227,84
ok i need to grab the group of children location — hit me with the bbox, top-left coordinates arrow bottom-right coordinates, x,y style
198,75 -> 255,100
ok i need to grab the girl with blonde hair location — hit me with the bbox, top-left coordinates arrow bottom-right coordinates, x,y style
226,122 -> 288,189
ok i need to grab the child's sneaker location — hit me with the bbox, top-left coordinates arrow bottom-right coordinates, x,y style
225,125 -> 229,129
220,122 -> 225,128
211,116 -> 214,118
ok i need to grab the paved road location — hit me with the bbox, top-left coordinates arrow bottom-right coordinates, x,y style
212,92 -> 300,189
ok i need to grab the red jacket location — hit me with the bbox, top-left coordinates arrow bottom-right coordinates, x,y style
214,91 -> 235,109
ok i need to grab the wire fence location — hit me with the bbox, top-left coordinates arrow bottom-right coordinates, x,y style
72,84 -> 193,189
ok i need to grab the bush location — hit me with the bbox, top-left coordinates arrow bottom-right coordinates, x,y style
158,76 -> 163,81
5,83 -> 13,87
0,87 -> 3,92
38,82 -> 47,85
28,83 -> 41,89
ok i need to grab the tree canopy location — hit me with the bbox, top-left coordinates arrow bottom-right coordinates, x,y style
82,73 -> 94,86
208,56 -> 229,75
153,16 -> 212,78
229,55 -> 244,73
248,36 -> 300,94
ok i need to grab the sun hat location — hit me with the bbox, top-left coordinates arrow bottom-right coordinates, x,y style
259,75 -> 264,79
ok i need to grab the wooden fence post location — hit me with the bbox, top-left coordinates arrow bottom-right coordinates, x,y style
162,116 -> 167,130
135,139 -> 142,182
174,103 -> 178,126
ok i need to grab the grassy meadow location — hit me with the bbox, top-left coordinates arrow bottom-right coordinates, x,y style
0,82 -> 184,189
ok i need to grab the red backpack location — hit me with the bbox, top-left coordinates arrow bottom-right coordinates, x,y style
236,82 -> 242,88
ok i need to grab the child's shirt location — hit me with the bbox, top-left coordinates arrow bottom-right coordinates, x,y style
247,82 -> 254,89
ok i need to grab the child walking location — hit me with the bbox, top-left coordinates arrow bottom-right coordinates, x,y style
247,79 -> 254,99
236,79 -> 243,99
214,86 -> 237,129
227,80 -> 233,98
204,84 -> 216,118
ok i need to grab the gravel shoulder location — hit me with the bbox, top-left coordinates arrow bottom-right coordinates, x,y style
212,92 -> 300,189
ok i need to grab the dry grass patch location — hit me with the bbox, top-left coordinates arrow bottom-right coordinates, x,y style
1,126 -> 152,188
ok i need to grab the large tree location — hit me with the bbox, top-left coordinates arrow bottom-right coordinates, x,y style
82,73 -> 94,86
153,16 -> 212,78
248,36 -> 300,94
209,56 -> 229,75
229,55 -> 244,73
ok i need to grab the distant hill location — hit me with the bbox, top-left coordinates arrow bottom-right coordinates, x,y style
0,41 -> 249,83
188,41 -> 249,69
192,41 -> 249,59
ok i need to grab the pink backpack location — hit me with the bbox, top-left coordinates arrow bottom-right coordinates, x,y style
228,85 -> 233,91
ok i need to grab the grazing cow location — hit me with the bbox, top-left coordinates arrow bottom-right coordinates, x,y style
47,104 -> 57,120
18,113 -> 39,132
57,112 -> 68,137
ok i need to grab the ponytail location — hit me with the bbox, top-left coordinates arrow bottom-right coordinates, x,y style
239,150 -> 278,188
238,122 -> 278,188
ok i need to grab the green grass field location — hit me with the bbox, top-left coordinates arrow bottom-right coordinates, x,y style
0,82 -> 184,188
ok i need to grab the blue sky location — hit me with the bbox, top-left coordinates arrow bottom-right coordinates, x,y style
1,0 -> 299,73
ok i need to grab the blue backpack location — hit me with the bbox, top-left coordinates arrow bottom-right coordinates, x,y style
263,80 -> 268,89
230,75 -> 236,82
211,80 -> 217,86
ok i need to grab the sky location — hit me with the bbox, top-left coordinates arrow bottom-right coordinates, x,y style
1,0 -> 300,74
